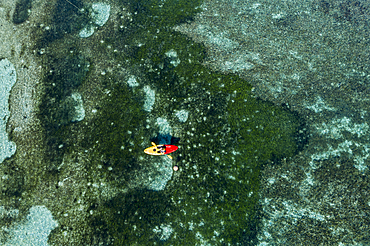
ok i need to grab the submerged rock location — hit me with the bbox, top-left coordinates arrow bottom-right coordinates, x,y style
70,92 -> 85,122
0,59 -> 17,164
12,0 -> 32,24
143,85 -> 155,112
174,109 -> 189,122
79,2 -> 111,38
147,157 -> 173,191
127,75 -> 139,87
7,206 -> 58,246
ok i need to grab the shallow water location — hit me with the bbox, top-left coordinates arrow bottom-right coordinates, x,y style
0,0 -> 369,245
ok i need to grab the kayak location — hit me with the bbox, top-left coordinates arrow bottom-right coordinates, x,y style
144,142 -> 178,156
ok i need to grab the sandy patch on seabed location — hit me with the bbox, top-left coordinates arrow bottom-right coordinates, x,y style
0,0 -> 49,155
0,1 -> 90,244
